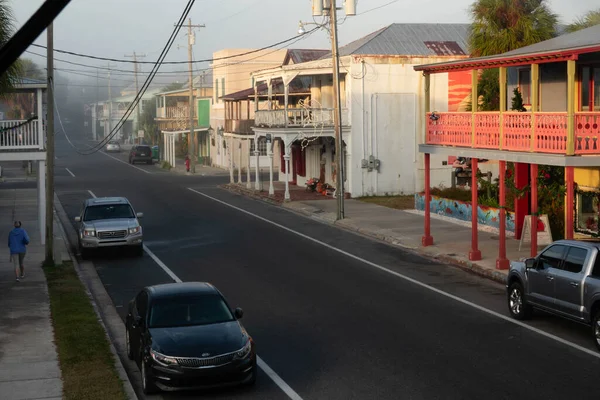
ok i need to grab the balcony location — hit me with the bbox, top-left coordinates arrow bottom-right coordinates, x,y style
156,106 -> 197,119
255,108 -> 349,128
0,119 -> 44,150
426,112 -> 600,155
225,119 -> 254,135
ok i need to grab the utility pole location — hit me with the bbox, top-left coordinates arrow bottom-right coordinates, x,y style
125,51 -> 146,143
176,18 -> 205,173
107,62 -> 112,140
94,68 -> 98,140
329,0 -> 345,220
45,23 -> 54,264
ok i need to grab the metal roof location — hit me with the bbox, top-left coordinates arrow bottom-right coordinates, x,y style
501,23 -> 600,57
330,23 -> 470,57
284,49 -> 329,64
415,23 -> 600,73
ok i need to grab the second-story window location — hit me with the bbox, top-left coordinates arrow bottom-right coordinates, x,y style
221,78 -> 225,101
215,79 -> 219,103
518,68 -> 531,105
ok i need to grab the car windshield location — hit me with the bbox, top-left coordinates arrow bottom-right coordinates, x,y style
149,294 -> 235,328
108,141 -> 118,145
137,146 -> 151,152
83,204 -> 135,221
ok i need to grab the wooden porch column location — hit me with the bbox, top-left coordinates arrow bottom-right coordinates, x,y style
565,166 -> 575,239
469,158 -> 482,261
422,153 -> 433,246
229,136 -> 234,184
267,79 -> 273,110
530,164 -> 539,257
254,80 -> 259,113
566,59 -> 576,155
499,67 -> 506,150
471,69 -> 478,147
246,138 -> 252,189
530,63 -> 539,151
237,139 -> 242,184
284,83 -> 289,128
496,160 -> 509,269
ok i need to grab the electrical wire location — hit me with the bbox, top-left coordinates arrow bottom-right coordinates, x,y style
61,0 -> 197,155
29,29 -> 319,65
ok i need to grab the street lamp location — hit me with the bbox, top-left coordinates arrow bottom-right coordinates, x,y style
309,0 -> 356,220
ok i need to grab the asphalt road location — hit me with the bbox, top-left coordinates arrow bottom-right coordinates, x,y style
50,132 -> 600,400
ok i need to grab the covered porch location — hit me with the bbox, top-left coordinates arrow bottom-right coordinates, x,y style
0,78 -> 47,245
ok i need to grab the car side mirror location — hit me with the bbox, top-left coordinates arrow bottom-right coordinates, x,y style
234,307 -> 244,319
74,216 -> 81,222
525,258 -> 536,269
136,212 -> 144,218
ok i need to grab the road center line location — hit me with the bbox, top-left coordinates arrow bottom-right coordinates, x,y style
82,142 -> 152,174
187,187 -> 600,360
100,150 -> 152,174
86,189 -> 303,400
65,168 -> 75,178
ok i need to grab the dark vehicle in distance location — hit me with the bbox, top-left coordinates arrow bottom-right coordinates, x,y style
129,145 -> 153,164
125,282 -> 256,394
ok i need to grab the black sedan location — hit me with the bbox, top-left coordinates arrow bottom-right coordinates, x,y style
125,282 -> 257,394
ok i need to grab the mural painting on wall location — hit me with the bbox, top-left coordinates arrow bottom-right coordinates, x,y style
415,194 -> 516,232
448,71 -> 472,112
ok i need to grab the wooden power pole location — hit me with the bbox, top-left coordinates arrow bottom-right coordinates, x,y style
45,23 -> 54,264
125,51 -> 146,143
176,18 -> 205,173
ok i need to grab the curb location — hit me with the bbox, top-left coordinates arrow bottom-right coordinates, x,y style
220,185 -> 508,286
54,194 -> 140,400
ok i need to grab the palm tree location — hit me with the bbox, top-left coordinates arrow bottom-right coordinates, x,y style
0,0 -> 23,98
565,8 -> 600,33
467,0 -> 558,111
469,0 -> 559,57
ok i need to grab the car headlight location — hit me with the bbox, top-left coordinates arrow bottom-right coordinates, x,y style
150,349 -> 178,367
234,339 -> 252,360
129,226 -> 141,234
83,229 -> 95,237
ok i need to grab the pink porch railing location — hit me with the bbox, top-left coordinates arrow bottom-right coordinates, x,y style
426,112 -> 600,155
426,112 -> 471,146
474,113 -> 500,148
575,113 -> 600,154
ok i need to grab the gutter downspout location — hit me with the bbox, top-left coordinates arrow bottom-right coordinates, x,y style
361,59 -> 366,195
373,93 -> 378,195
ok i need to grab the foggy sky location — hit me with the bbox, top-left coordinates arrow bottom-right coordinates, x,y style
9,0 -> 599,87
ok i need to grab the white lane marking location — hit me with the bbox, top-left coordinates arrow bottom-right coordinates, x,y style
142,244 -> 182,283
87,188 -> 303,399
99,151 -> 152,174
257,358 -> 303,400
88,190 -> 97,198
65,168 -> 75,178
187,188 -> 600,360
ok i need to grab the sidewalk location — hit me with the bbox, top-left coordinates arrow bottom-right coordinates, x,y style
223,183 -> 544,284
156,157 -> 229,176
0,161 -> 37,182
0,188 -> 69,400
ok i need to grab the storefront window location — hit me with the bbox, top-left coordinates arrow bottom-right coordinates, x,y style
575,189 -> 600,234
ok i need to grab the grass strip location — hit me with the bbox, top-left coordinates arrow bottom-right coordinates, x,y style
44,261 -> 127,400
357,195 -> 415,210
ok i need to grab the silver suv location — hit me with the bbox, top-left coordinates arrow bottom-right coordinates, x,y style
75,197 -> 144,258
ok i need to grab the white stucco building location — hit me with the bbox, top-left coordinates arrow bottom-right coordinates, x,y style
247,23 -> 500,198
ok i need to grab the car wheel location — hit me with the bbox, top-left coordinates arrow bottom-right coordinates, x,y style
592,309 -> 600,352
125,325 -> 133,360
79,241 -> 90,260
141,358 -> 158,394
507,282 -> 532,320
134,244 -> 144,257
147,160 -> 152,165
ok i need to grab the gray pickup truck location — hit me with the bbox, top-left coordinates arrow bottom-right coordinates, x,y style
507,239 -> 600,350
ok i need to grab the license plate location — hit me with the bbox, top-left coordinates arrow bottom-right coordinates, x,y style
140,153 -> 146,156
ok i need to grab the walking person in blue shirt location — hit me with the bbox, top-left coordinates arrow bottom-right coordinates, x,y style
8,221 -> 30,282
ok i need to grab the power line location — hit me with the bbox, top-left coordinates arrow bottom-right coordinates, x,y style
29,29 -> 318,65
66,0 -> 197,155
